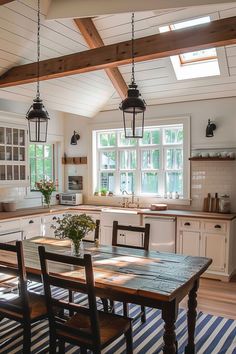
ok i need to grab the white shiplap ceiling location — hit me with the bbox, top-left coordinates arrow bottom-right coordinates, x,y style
0,0 -> 236,116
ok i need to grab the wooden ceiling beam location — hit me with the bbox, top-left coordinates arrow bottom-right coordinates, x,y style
0,0 -> 14,4
74,18 -> 127,99
1,15 -> 236,88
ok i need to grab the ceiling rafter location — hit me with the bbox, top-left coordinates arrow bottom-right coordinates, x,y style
74,18 -> 128,99
0,0 -> 14,4
1,15 -> 236,87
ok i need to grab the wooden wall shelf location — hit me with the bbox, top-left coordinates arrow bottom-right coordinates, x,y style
189,157 -> 235,161
62,157 -> 87,165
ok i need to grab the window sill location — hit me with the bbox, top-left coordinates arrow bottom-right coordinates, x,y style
88,195 -> 191,206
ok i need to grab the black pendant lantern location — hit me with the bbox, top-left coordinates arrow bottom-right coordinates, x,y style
26,0 -> 49,143
119,13 -> 146,138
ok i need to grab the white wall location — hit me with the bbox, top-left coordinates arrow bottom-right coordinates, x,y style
0,98 -> 65,208
95,97 -> 236,149
65,96 -> 236,210
63,113 -> 90,200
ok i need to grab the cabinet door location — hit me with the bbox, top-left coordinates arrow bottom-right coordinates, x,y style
22,217 -> 42,239
43,213 -> 65,237
179,231 -> 201,257
100,226 -> 112,245
44,223 -> 57,237
202,233 -> 226,272
125,231 -> 143,247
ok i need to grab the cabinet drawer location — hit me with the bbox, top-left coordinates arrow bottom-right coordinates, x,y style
203,221 -> 227,234
43,213 -> 65,224
179,219 -> 201,230
0,219 -> 21,231
21,216 -> 42,228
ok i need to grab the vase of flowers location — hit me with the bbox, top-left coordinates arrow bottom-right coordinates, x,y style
36,180 -> 56,208
52,214 -> 96,256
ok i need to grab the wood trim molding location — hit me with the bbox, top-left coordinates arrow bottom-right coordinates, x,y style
1,16 -> 236,87
74,18 -> 127,99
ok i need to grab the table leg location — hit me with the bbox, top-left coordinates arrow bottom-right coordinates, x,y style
185,279 -> 199,354
162,300 -> 178,354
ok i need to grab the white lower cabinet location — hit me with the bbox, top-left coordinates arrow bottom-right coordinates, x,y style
100,226 -> 113,245
42,213 -> 66,237
177,217 -> 236,281
100,211 -> 142,246
0,219 -> 23,242
21,216 -> 42,239
202,232 -> 226,273
179,231 -> 201,257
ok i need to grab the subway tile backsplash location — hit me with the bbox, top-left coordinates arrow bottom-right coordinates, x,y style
190,161 -> 236,212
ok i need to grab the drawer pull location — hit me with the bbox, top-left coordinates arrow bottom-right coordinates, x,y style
29,220 -> 34,224
52,216 -> 57,220
214,224 -> 222,229
184,222 -> 191,226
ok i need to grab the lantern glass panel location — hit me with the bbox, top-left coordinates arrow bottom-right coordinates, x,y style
28,118 -> 48,143
123,110 -> 144,138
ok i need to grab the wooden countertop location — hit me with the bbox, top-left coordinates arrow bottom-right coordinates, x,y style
0,204 -> 235,221
72,205 -> 236,220
0,205 -> 70,221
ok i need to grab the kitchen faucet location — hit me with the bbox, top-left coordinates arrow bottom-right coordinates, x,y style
120,190 -> 140,208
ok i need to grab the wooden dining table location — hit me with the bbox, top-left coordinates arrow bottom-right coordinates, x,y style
0,237 -> 212,354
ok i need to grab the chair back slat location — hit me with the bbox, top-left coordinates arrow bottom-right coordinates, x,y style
0,241 -> 30,318
38,246 -> 101,348
112,221 -> 150,251
48,274 -> 87,293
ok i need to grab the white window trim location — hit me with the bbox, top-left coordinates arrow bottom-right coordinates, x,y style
88,116 -> 190,205
25,137 -> 64,200
159,12 -> 229,81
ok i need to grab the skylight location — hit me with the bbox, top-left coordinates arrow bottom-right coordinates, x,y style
159,16 -> 220,80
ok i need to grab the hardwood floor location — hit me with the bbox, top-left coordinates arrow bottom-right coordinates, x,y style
181,275 -> 236,319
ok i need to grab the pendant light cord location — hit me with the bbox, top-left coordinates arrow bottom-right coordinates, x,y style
36,0 -> 40,99
131,12 -> 135,85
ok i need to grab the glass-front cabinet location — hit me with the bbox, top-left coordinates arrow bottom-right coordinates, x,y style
0,126 -> 28,185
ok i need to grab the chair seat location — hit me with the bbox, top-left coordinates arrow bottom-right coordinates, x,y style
0,291 -> 47,321
57,308 -> 131,348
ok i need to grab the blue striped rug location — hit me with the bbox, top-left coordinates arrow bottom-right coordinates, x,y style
0,283 -> 235,354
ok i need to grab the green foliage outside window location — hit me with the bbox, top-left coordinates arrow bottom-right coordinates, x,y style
29,144 -> 54,190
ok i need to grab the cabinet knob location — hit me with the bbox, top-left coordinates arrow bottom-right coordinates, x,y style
184,222 -> 191,226
29,220 -> 34,224
214,224 -> 222,229
52,216 -> 57,220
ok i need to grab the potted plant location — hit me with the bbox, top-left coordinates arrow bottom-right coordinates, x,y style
52,213 -> 96,256
36,180 -> 57,208
100,188 -> 108,196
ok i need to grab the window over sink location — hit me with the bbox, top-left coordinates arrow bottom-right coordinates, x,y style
92,121 -> 189,199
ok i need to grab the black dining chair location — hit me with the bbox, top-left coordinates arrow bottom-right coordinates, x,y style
0,241 -> 48,353
38,246 -> 133,354
112,220 -> 150,323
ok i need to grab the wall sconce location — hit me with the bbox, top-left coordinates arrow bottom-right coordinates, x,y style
70,131 -> 80,145
206,119 -> 216,137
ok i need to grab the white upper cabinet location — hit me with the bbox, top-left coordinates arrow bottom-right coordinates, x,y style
0,124 -> 28,186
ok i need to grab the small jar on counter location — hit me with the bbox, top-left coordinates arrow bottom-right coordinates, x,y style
219,195 -> 231,213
